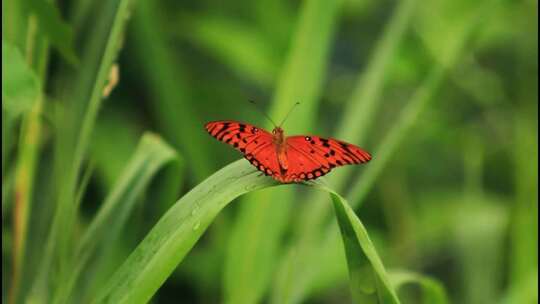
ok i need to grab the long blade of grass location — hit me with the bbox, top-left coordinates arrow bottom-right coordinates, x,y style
29,0 -> 136,301
53,133 -> 181,304
130,0 -> 212,181
320,184 -> 400,304
223,0 -> 342,303
509,106 -> 538,289
2,39 -> 43,304
93,159 -> 400,304
93,159 -> 278,303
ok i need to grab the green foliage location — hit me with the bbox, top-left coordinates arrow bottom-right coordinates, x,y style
390,270 -> 449,304
327,187 -> 400,303
1,41 -> 40,119
2,0 -> 537,303
94,160 -> 401,303
185,15 -> 283,86
23,0 -> 78,65
1,40 -> 41,176
55,133 -> 181,303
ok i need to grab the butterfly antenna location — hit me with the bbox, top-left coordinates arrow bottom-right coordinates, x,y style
278,102 -> 300,127
248,100 -> 278,127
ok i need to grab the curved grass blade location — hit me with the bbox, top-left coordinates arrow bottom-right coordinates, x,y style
309,182 -> 400,303
93,160 -> 278,303
93,159 -> 400,303
53,133 -> 182,304
389,270 -> 449,304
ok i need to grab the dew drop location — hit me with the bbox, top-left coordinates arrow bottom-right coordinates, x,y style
244,184 -> 258,191
191,204 -> 199,216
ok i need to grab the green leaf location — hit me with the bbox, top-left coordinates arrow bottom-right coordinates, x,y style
93,160 -> 400,304
130,0 -> 213,180
53,133 -> 181,303
2,40 -> 42,180
2,42 -> 43,304
93,160 -> 278,303
389,270 -> 449,304
500,271 -> 538,304
24,0 -> 78,64
320,184 -> 400,304
509,108 -> 538,284
1,40 -> 40,118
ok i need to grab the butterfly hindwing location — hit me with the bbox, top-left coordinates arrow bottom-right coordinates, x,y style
205,120 -> 279,177
284,135 -> 371,182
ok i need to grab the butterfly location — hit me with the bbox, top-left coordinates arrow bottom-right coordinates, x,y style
205,104 -> 371,183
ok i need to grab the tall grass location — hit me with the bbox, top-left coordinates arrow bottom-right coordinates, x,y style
2,0 -> 537,303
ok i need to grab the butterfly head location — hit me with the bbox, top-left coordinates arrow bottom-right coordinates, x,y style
272,126 -> 285,144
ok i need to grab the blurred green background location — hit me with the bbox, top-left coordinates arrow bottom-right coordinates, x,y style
2,0 -> 538,303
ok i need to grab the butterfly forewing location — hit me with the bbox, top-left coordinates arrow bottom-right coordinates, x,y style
283,135 -> 371,181
205,121 -> 279,177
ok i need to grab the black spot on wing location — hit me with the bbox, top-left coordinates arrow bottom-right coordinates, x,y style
320,138 -> 331,148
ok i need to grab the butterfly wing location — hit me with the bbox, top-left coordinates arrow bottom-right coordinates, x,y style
205,120 -> 280,177
283,135 -> 371,182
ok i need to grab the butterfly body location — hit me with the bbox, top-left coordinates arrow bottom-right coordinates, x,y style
205,121 -> 371,183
